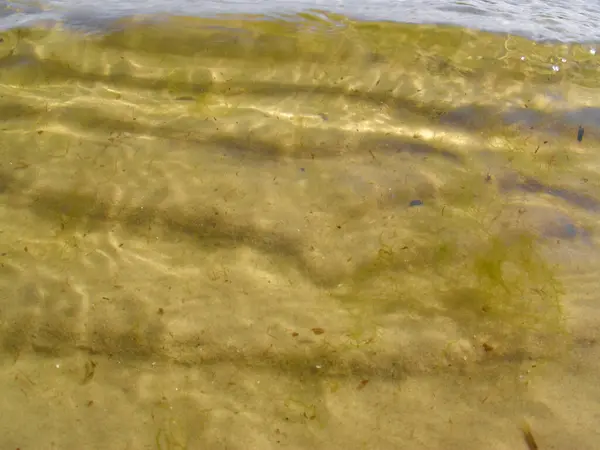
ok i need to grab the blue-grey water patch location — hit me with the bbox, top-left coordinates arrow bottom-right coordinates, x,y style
497,173 -> 600,213
2,0 -> 600,42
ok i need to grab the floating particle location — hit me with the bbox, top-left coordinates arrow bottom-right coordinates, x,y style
357,379 -> 370,390
82,360 -> 97,384
311,327 -> 325,335
521,422 -> 539,450
409,199 -> 423,207
577,125 -> 584,142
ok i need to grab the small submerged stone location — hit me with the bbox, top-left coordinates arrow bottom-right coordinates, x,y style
577,125 -> 584,142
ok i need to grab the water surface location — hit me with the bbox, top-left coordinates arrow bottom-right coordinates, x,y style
3,0 -> 600,41
0,11 -> 599,450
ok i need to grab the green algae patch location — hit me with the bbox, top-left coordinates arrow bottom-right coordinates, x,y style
331,171 -> 566,360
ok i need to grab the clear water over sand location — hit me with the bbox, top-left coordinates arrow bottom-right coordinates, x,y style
0,12 -> 599,450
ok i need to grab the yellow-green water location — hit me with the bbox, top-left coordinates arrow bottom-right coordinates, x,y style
1,12 -> 599,450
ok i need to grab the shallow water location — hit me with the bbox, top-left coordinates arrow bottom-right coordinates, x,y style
0,12 -> 600,450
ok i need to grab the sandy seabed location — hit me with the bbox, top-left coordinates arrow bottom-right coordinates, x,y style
0,14 -> 599,450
